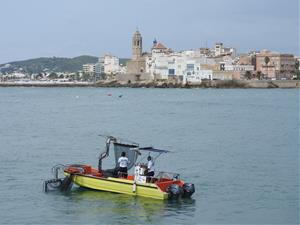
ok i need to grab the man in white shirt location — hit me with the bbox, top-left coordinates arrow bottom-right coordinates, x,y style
118,152 -> 130,178
146,156 -> 155,182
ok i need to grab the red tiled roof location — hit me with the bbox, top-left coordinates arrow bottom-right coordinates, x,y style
152,42 -> 167,49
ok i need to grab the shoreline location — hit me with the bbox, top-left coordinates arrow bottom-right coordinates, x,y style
0,80 -> 299,89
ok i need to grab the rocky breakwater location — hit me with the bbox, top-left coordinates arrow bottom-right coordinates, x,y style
0,80 -> 299,88
95,80 -> 300,88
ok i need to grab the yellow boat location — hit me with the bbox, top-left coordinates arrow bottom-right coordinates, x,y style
64,170 -> 170,200
44,136 -> 195,200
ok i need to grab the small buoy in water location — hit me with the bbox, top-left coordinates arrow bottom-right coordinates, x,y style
107,93 -> 112,96
118,95 -> 123,98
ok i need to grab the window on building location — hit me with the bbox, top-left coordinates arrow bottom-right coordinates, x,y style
168,69 -> 175,75
187,64 -> 194,71
220,64 -> 225,71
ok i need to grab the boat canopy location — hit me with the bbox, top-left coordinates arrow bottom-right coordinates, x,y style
112,139 -> 170,170
138,147 -> 170,153
113,142 -> 140,170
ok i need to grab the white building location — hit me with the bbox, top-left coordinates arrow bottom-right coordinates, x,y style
146,45 -> 216,83
82,64 -> 95,74
144,41 -> 238,82
1,71 -> 28,81
224,64 -> 254,72
184,67 -> 213,84
146,53 -> 182,80
103,54 -> 120,74
95,63 -> 103,74
95,57 -> 104,74
214,43 -> 236,57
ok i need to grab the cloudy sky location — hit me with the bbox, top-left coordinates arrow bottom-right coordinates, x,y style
0,0 -> 299,63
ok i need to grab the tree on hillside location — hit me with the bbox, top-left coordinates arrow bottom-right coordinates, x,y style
48,72 -> 58,79
245,71 -> 252,80
256,71 -> 263,80
75,72 -> 81,81
81,73 -> 92,81
36,73 -> 43,80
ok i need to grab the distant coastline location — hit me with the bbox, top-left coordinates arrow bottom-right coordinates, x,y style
0,80 -> 299,89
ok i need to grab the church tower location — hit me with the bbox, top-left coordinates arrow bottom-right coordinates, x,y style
126,29 -> 146,76
132,29 -> 142,60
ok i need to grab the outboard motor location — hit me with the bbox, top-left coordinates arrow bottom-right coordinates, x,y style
44,164 -> 65,192
167,184 -> 183,198
44,175 -> 74,192
59,174 -> 74,192
44,164 -> 82,192
182,183 -> 195,197
44,178 -> 63,192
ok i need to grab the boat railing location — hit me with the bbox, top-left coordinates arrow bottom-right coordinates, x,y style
116,170 -> 180,184
117,171 -> 130,179
154,171 -> 180,181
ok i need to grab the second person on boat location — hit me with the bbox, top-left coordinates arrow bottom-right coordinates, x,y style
118,152 -> 130,178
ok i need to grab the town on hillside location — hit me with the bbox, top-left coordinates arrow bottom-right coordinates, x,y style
1,29 -> 300,85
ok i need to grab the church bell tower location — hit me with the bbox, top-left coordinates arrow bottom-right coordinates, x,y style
132,29 -> 142,60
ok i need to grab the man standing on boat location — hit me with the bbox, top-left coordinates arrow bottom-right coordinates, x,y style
146,156 -> 155,182
118,152 -> 130,178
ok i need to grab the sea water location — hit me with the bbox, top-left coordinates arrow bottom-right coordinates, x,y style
0,87 -> 298,224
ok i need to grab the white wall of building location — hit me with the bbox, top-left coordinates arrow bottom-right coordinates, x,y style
184,69 -> 213,84
103,54 -> 120,74
214,43 -> 236,57
95,63 -> 104,74
82,64 -> 95,73
146,50 -> 216,83
224,64 -> 254,72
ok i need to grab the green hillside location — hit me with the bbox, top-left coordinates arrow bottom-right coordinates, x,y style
119,58 -> 130,66
0,56 -> 131,74
0,55 -> 99,73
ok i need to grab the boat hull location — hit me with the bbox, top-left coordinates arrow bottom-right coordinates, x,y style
66,173 -> 169,200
